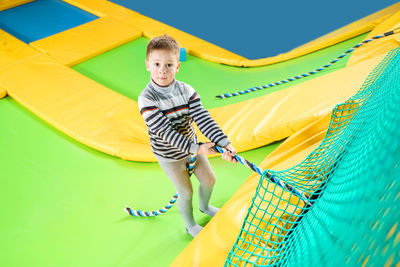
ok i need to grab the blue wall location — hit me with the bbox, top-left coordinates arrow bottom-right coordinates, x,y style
111,0 -> 399,59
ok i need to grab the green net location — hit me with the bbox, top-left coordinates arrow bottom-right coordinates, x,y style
225,47 -> 400,267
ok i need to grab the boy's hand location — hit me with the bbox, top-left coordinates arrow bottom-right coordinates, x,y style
222,144 -> 238,163
198,142 -> 217,155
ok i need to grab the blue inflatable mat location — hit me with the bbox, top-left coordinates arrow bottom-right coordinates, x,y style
0,0 -> 98,43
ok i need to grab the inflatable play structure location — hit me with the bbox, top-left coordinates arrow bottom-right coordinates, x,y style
1,0 -> 399,266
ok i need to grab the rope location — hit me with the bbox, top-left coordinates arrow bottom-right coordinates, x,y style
212,146 -> 311,207
124,154 -> 196,217
125,193 -> 178,217
186,154 -> 197,176
216,27 -> 400,99
125,145 -> 311,217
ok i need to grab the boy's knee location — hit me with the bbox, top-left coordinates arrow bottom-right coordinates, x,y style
201,175 -> 216,188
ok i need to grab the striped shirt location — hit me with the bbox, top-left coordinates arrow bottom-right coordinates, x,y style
138,79 -> 230,162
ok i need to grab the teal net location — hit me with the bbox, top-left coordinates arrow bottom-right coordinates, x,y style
225,47 -> 400,267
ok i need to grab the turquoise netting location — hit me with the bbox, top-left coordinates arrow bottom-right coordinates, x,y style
225,47 -> 400,267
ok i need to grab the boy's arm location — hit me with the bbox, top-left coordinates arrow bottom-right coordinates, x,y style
187,91 -> 230,148
139,96 -> 199,154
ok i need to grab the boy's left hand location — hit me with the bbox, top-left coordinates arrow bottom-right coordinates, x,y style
222,144 -> 237,163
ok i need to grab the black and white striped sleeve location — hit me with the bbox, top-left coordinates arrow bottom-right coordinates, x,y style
138,95 -> 199,154
187,89 -> 230,148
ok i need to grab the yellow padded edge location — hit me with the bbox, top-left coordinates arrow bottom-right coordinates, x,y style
0,83 -> 7,99
347,8 -> 400,65
64,0 -> 399,67
0,29 -> 40,70
0,54 -> 154,161
171,113 -> 331,267
210,53 -> 386,153
0,0 -> 34,11
30,16 -> 142,66
0,29 -> 39,99
61,0 -> 108,17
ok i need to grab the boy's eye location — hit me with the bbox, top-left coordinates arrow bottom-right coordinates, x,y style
167,64 -> 172,68
155,63 -> 160,66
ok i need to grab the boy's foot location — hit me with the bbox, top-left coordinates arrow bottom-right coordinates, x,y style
199,205 -> 220,217
186,224 -> 203,237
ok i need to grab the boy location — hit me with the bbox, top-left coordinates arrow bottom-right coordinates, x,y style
138,34 -> 237,237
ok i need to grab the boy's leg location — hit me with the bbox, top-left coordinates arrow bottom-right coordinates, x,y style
158,159 -> 203,237
193,154 -> 220,217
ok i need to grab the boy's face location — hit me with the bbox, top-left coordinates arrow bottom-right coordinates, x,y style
146,49 -> 180,87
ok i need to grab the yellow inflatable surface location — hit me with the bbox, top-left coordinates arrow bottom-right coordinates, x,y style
0,85 -> 6,99
0,29 -> 40,68
30,16 -> 142,66
347,9 -> 400,65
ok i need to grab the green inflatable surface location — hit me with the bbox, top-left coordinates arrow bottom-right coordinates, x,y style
0,32 -> 368,266
0,97 -> 280,266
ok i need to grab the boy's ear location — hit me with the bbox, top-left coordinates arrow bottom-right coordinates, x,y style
145,59 -> 150,71
176,62 -> 181,72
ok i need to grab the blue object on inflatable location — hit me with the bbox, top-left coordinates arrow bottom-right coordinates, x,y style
180,47 -> 187,61
0,0 -> 98,43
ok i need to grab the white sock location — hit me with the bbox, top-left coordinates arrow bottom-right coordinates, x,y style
200,205 -> 220,217
186,224 -> 203,237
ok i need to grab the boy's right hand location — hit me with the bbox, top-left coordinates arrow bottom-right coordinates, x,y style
198,142 -> 217,155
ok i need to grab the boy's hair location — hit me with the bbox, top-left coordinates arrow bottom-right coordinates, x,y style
146,34 -> 180,60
